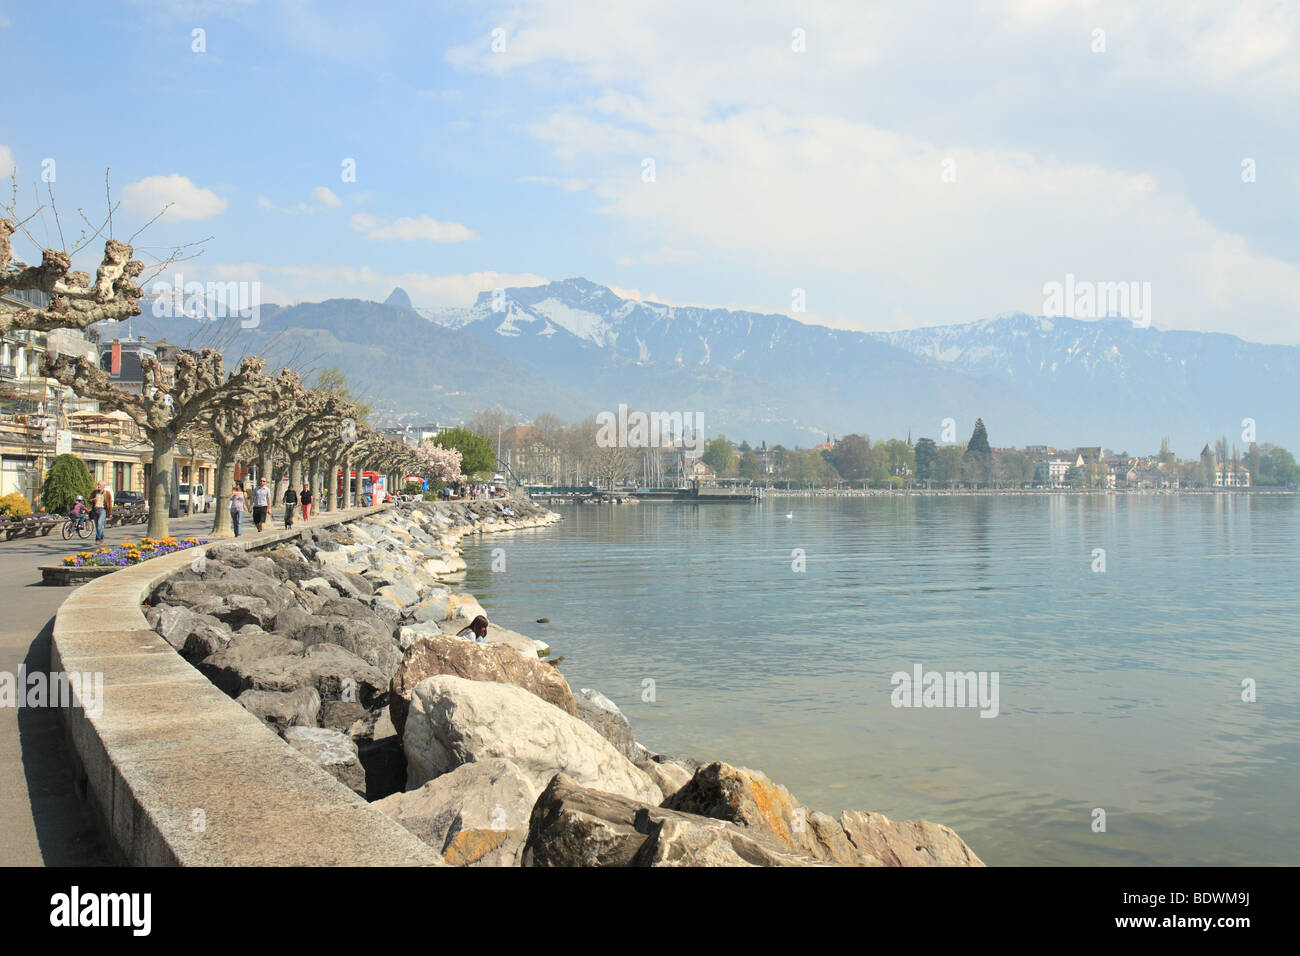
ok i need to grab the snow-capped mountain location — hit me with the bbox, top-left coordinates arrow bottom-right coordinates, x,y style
876,314 -> 1300,452
104,279 -> 1300,453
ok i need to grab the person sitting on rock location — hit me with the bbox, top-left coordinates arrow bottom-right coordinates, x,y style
456,615 -> 488,642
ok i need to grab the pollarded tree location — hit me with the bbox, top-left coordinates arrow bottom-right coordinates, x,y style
298,394 -> 357,510
43,348 -> 266,537
0,219 -> 143,335
274,390 -> 333,495
1,171 -> 208,336
206,361 -> 297,536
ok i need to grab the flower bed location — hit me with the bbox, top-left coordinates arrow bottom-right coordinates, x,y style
60,536 -> 207,568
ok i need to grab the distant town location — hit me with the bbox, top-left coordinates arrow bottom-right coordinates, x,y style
3,317 -> 1296,510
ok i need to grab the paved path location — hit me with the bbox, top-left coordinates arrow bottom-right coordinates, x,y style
0,508 -> 305,866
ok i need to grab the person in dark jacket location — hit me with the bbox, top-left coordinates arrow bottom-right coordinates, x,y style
299,484 -> 313,521
283,485 -> 298,528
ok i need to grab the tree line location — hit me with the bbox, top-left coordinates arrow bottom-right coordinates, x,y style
2,215 -> 490,538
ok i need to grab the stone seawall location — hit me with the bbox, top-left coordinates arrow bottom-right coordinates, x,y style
54,498 -> 984,867
50,504 -> 445,865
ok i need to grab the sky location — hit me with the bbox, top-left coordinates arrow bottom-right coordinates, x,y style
2,0 -> 1298,342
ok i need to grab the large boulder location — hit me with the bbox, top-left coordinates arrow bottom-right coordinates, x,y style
373,758 -> 537,866
283,726 -> 366,797
389,634 -> 578,736
236,686 -> 320,733
319,699 -> 367,733
522,774 -> 823,867
196,632 -> 305,697
402,675 -> 661,803
154,572 -> 287,627
838,811 -> 985,867
574,688 -> 639,761
147,604 -> 233,662
634,753 -> 694,800
237,643 -> 389,707
664,762 -> 983,866
271,606 -> 402,678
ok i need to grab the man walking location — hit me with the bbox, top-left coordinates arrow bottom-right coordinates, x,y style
89,480 -> 113,542
252,476 -> 271,532
282,483 -> 298,529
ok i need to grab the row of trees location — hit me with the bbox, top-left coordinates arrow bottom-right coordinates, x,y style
2,214 -> 485,538
472,405 -> 1300,491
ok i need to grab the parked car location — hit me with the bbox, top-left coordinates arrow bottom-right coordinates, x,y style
176,482 -> 213,513
115,490 -> 145,508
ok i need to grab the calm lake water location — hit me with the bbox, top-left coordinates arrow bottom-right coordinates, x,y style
461,495 -> 1300,866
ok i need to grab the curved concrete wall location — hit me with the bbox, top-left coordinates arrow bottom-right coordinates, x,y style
50,507 -> 439,866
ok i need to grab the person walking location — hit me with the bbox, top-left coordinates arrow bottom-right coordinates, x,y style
252,476 -> 271,532
89,480 -> 113,542
282,483 -> 298,528
228,484 -> 247,537
299,483 -> 313,521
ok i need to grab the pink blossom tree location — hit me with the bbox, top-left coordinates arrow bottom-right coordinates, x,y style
416,441 -> 463,486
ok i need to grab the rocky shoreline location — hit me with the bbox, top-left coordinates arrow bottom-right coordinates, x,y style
142,499 -> 983,867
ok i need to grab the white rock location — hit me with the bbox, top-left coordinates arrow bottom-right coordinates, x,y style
403,675 -> 663,804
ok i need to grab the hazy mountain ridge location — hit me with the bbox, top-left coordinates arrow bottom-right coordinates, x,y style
109,280 -> 1300,452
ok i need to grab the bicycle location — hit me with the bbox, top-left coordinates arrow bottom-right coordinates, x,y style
62,513 -> 92,540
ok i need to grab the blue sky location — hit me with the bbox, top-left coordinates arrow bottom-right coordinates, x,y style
2,0 -> 1298,342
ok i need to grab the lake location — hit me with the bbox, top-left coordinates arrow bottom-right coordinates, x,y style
460,494 -> 1300,866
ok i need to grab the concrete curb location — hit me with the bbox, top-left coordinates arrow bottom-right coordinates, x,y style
50,504 -> 441,867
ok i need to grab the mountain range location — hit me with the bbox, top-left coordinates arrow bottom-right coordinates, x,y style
110,278 -> 1300,454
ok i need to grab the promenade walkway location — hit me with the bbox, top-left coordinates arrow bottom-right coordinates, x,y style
0,509 -> 302,866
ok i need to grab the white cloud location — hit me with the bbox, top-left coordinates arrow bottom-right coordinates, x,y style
258,186 -> 342,214
202,262 -> 546,308
0,145 -> 13,178
444,0 -> 1300,343
312,186 -> 341,207
121,174 -> 227,222
517,175 -> 590,192
618,247 -> 703,266
349,213 -> 478,243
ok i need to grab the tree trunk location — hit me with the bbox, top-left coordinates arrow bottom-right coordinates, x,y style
327,455 -> 339,511
341,454 -> 351,508
189,445 -> 200,515
211,450 -> 237,537
148,433 -> 176,539
289,458 -> 303,494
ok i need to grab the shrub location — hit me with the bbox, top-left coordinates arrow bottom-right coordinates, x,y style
41,454 -> 95,516
0,492 -> 33,519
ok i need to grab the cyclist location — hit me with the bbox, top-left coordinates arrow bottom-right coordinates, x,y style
69,495 -> 90,534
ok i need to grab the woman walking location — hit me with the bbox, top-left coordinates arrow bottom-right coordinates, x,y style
252,476 -> 271,532
283,483 -> 299,528
299,483 -> 313,521
228,484 -> 247,537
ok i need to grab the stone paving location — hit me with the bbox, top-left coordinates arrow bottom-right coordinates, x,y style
0,508 -> 309,866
